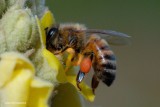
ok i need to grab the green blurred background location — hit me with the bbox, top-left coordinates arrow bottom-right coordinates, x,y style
46,0 -> 160,107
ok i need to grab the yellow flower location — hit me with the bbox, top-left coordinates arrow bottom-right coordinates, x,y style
0,52 -> 53,107
35,11 -> 67,84
38,10 -> 95,102
36,10 -> 85,107
0,0 -> 95,107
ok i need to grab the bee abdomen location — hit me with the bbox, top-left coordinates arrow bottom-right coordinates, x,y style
101,68 -> 116,86
101,60 -> 116,86
101,60 -> 116,70
94,39 -> 116,86
87,36 -> 117,86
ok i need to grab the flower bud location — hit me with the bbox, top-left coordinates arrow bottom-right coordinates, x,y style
0,5 -> 39,53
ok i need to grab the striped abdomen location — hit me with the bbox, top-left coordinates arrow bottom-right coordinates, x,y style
90,36 -> 117,86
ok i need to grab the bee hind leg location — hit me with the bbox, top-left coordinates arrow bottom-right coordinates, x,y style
76,52 -> 94,91
91,74 -> 100,94
76,71 -> 85,91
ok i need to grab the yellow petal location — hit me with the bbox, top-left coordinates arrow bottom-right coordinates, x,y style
78,81 -> 95,102
36,10 -> 55,48
36,13 -> 67,83
36,15 -> 46,47
42,48 -> 67,83
0,69 -> 32,107
66,67 -> 95,102
67,75 -> 95,102
0,52 -> 54,107
0,52 -> 34,107
52,83 -> 85,107
40,10 -> 55,29
0,58 -> 16,87
0,52 -> 34,88
63,52 -> 95,101
27,78 -> 53,107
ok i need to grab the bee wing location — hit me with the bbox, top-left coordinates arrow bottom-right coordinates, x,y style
84,29 -> 131,45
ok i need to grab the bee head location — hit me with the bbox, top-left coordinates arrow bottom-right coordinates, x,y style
45,25 -> 64,53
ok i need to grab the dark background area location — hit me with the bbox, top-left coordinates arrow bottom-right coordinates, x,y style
46,0 -> 160,107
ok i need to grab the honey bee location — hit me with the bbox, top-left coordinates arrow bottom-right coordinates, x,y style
45,23 -> 130,93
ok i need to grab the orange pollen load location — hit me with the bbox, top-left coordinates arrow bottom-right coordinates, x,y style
80,57 -> 92,73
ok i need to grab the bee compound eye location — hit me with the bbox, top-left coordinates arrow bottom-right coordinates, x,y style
47,27 -> 58,40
